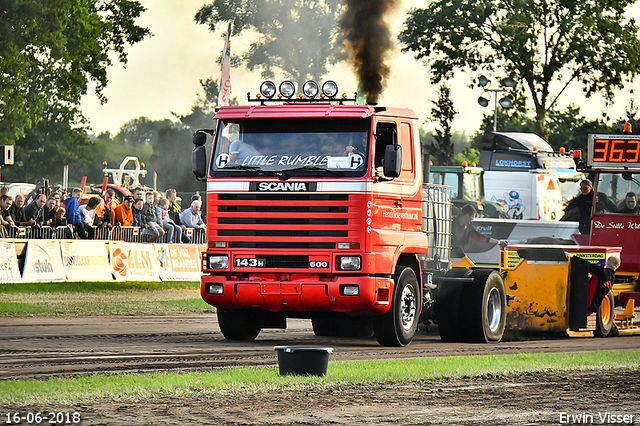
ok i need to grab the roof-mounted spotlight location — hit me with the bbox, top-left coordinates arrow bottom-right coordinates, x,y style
279,81 -> 296,98
302,81 -> 319,99
477,96 -> 490,107
322,80 -> 338,98
259,81 -> 276,99
478,75 -> 490,88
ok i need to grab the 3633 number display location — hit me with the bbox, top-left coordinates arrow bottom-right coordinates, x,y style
588,134 -> 640,167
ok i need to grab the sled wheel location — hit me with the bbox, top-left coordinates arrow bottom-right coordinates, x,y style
594,290 -> 614,337
374,266 -> 420,347
217,308 -> 261,341
461,269 -> 506,343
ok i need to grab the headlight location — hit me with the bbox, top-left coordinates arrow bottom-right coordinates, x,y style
260,81 -> 276,99
279,81 -> 296,98
208,255 -> 229,270
338,256 -> 361,271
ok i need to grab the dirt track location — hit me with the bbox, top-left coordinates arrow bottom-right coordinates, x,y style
2,314 -> 639,425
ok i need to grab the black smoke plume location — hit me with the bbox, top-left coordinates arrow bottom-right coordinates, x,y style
340,0 -> 398,104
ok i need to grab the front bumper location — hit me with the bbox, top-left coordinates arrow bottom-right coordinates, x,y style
201,274 -> 393,315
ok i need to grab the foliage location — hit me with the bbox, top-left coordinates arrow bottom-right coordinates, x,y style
546,105 -> 612,151
1,106 -> 94,184
0,0 -> 150,145
424,84 -> 458,165
399,0 -> 640,137
453,148 -> 480,166
195,0 -> 345,85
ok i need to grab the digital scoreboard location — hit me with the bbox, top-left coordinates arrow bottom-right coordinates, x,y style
587,134 -> 640,169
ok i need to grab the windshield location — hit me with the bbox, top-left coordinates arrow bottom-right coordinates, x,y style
595,173 -> 640,214
210,118 -> 370,177
462,173 -> 481,201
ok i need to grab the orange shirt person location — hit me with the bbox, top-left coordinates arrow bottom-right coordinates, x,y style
114,195 -> 134,226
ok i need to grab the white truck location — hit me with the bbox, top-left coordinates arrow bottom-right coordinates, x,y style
479,131 -> 584,221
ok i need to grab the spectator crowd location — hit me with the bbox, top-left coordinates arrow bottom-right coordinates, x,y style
0,186 -> 206,244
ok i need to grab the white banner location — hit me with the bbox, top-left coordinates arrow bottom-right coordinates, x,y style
109,241 -> 160,281
0,241 -> 21,283
60,241 -> 112,282
22,241 -> 66,282
155,244 -> 202,281
218,22 -> 232,107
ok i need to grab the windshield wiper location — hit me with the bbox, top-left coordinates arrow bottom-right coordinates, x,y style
284,165 -> 343,175
223,164 -> 262,170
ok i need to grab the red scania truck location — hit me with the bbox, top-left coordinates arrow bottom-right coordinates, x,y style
191,81 -> 510,347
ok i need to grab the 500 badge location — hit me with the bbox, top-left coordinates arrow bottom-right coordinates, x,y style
309,261 -> 329,268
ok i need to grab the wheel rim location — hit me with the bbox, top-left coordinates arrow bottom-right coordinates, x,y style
400,284 -> 417,331
486,287 -> 502,333
601,295 -> 612,324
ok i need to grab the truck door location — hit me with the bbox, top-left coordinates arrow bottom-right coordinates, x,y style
397,121 -> 420,232
373,122 -> 402,233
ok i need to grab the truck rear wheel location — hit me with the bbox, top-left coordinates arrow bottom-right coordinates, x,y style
374,266 -> 419,347
217,308 -> 261,341
461,269 -> 506,343
594,290 -> 614,337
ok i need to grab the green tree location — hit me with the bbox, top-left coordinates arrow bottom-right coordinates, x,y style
0,0 -> 150,144
546,105 -> 612,152
1,106 -> 95,184
399,0 -> 640,137
424,84 -> 458,165
195,0 -> 344,86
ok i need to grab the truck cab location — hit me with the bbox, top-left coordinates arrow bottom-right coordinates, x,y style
480,131 -> 583,220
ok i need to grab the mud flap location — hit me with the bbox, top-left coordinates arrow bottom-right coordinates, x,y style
569,256 -> 590,331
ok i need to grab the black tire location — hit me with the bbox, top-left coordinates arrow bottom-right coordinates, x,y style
216,308 -> 261,341
374,266 -> 420,347
436,268 -> 472,342
312,318 -> 339,337
460,269 -> 506,343
594,290 -> 614,337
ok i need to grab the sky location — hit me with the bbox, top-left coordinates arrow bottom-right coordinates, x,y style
80,0 -> 640,138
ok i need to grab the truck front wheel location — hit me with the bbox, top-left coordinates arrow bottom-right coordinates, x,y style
374,266 -> 419,347
217,308 -> 261,341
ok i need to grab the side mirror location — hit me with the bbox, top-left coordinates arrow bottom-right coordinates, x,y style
192,132 -> 208,181
383,144 -> 402,178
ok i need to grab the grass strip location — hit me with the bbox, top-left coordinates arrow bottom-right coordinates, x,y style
0,281 -> 200,293
1,350 -> 638,406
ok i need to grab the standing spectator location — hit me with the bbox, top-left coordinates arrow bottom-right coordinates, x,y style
132,198 -> 144,227
22,193 -> 46,228
157,197 -> 181,243
165,189 -> 190,243
43,195 -> 59,227
180,200 -> 206,230
114,195 -> 134,227
141,192 -> 164,243
9,194 -> 27,226
77,196 -> 100,239
0,195 -> 18,235
64,188 -> 86,239
95,188 -> 116,228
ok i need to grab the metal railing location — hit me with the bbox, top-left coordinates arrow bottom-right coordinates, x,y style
1,226 -> 207,245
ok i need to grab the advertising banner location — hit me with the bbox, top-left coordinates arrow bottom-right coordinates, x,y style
156,244 -> 202,281
22,240 -> 66,282
0,241 -> 21,283
60,241 -> 112,281
109,241 -> 160,281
